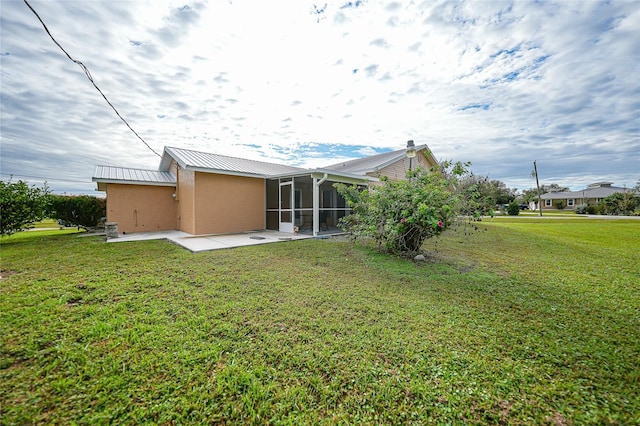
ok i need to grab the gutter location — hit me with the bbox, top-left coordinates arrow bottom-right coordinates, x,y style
317,173 -> 328,186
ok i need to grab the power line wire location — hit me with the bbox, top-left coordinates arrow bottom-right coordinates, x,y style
22,0 -> 162,158
1,172 -> 90,184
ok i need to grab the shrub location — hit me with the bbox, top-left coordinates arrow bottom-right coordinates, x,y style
507,201 -> 520,216
575,203 -> 589,214
554,200 -> 565,210
47,195 -> 106,229
336,161 -> 472,255
600,192 -> 640,216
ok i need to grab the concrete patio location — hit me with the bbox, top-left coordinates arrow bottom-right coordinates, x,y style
107,230 -> 313,252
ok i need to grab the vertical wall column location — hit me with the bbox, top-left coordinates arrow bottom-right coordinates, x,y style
312,176 -> 319,237
313,173 -> 328,237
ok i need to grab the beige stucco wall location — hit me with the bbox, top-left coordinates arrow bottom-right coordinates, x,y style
106,184 -> 177,234
191,172 -> 265,235
176,169 -> 196,234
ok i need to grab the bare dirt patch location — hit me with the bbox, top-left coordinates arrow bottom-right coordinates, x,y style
0,269 -> 18,279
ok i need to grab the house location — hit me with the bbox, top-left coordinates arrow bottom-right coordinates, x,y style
539,182 -> 633,209
92,144 -> 437,237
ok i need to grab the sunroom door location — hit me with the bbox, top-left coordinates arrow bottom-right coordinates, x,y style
279,181 -> 294,233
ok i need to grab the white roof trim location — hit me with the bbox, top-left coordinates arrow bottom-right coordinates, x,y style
92,178 -> 176,187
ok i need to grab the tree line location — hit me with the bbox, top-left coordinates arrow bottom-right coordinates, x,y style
1,180 -> 106,236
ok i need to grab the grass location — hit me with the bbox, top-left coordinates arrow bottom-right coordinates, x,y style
1,220 -> 639,424
29,219 -> 62,229
505,210 -> 577,217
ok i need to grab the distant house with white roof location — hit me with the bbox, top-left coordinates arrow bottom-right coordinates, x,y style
539,182 -> 633,209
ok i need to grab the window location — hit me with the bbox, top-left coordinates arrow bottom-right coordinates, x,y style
545,199 -> 551,207
568,199 -> 574,207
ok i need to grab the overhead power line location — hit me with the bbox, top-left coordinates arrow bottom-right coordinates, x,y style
1,172 -> 90,184
22,0 -> 161,158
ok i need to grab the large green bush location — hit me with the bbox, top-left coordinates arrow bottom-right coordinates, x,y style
0,180 -> 51,236
335,162 -> 472,255
599,192 -> 639,216
47,195 -> 106,229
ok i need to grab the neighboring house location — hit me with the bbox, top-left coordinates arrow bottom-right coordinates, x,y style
539,182 -> 633,209
93,144 -> 437,237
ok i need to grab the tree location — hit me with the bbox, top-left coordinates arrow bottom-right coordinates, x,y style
520,188 -> 539,204
521,184 -> 570,204
457,175 -> 516,215
542,183 -> 570,193
0,179 -> 51,236
47,195 -> 106,229
335,161 -> 473,255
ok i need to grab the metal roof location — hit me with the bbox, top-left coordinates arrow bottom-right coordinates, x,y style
324,145 -> 433,175
160,146 -> 304,177
94,145 -> 433,187
92,165 -> 176,186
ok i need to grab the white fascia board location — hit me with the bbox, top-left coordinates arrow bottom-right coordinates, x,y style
91,178 -> 176,187
310,170 -> 377,184
184,166 -> 267,179
373,145 -> 434,172
267,169 -> 376,184
158,147 -> 178,171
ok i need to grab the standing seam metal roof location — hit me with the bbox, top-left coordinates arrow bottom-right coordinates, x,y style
161,146 -> 304,176
94,145 -> 429,186
93,165 -> 175,185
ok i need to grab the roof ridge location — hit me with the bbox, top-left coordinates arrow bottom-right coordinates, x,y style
96,165 -> 171,173
324,144 -> 431,171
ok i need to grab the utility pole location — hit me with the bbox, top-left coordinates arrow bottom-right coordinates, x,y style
533,160 -> 542,217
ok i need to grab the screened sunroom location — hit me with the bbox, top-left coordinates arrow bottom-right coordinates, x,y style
265,171 -> 374,237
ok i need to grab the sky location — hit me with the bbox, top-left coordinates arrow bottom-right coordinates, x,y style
1,0 -> 639,195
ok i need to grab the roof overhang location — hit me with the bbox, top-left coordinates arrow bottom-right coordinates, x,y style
267,168 -> 377,185
92,178 -> 176,192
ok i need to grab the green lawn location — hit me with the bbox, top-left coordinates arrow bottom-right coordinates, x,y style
1,220 -> 638,424
30,219 -> 62,229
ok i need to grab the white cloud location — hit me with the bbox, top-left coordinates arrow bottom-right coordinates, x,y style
0,0 -> 638,194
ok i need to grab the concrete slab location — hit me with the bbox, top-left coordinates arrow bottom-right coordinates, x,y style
107,230 -> 312,252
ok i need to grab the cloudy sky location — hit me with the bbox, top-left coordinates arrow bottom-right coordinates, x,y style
1,0 -> 638,194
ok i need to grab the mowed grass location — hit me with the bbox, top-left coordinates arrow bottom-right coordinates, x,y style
1,219 -> 638,424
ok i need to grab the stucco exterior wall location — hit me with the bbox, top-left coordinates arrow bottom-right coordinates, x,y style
177,169 -> 196,234
106,184 -> 177,234
192,172 -> 265,235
